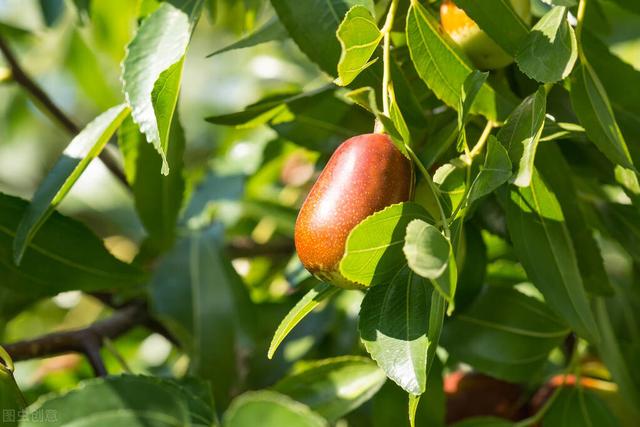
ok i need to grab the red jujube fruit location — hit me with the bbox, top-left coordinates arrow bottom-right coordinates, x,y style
294,133 -> 412,289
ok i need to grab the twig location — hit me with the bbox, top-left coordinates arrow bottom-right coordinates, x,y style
380,0 -> 400,116
2,304 -> 147,377
225,237 -> 294,258
0,35 -> 129,189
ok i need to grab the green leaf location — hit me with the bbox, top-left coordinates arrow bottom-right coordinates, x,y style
270,0 -> 374,76
515,6 -> 578,83
433,160 -> 468,216
20,375 -> 214,427
403,219 -> 456,304
451,418 -> 514,427
503,171 -> 600,342
0,193 -> 145,297
270,0 -> 431,129
581,31 -> 640,166
497,86 -> 546,187
536,144 -> 613,295
65,29 -> 120,109
359,267 -> 435,395
274,356 -> 386,421
343,86 -> 409,156
372,360 -> 445,427
459,71 -> 489,130
468,136 -> 512,203
150,224 -> 255,408
207,87 -> 372,154
593,298 -> 640,418
405,1 -> 517,123
0,287 -> 41,325
570,59 -> 635,171
0,361 -> 25,427
206,91 -> 305,127
340,202 -> 432,287
118,113 -> 186,254
596,203 -> 640,264
122,0 -> 202,175
88,0 -> 140,62
389,89 -> 411,148
0,21 -> 32,41
455,224 -> 487,311
543,387 -> 621,427
39,0 -> 65,26
335,5 -> 382,86
403,220 -> 450,280
223,391 -> 329,427
454,0 -> 530,56
12,103 -> 130,265
441,287 -> 569,382
208,17 -> 288,56
608,0 -> 640,15
456,71 -> 488,152
268,283 -> 339,359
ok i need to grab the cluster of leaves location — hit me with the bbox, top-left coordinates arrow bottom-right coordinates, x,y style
1,0 -> 640,426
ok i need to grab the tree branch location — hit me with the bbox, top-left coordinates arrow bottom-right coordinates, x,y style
1,304 -> 148,377
0,35 -> 130,189
225,237 -> 294,258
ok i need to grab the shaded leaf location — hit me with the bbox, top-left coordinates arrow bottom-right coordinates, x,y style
207,87 -> 371,154
359,267 -> 437,395
372,360 -> 445,427
593,298 -> 640,418
497,87 -> 546,187
39,0 -> 65,26
66,30 -> 120,109
208,17 -> 288,56
459,71 -> 489,130
274,356 -> 386,421
608,0 -> 640,15
0,194 -> 145,297
543,387 -> 620,427
468,136 -> 512,203
515,6 -> 578,83
536,144 -> 613,295
270,0 -> 374,76
21,375 -> 212,427
570,60 -> 635,171
441,287 -> 569,382
451,418 -> 514,427
503,171 -> 599,341
150,224 -> 255,408
581,31 -> 640,166
268,282 -> 339,359
223,391 -> 328,427
596,203 -> 640,264
0,360 -> 25,427
13,104 -> 130,264
118,114 -> 186,254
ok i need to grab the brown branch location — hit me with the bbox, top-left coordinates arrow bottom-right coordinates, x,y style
0,35 -> 129,189
1,304 -> 148,377
225,237 -> 294,258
